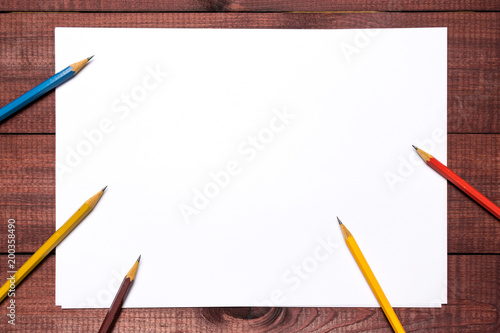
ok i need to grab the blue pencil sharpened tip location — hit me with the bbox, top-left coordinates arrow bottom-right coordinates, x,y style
87,55 -> 94,61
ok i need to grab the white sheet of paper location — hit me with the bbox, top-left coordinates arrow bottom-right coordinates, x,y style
55,27 -> 447,308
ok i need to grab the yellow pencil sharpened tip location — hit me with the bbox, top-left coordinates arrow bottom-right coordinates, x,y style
137,255 -> 141,262
337,217 -> 342,225
412,145 -> 418,150
102,185 -> 108,192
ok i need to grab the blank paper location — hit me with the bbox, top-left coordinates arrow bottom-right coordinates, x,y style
55,27 -> 447,308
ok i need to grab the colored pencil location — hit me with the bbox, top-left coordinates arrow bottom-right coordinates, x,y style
413,145 -> 500,220
98,256 -> 141,333
337,217 -> 405,333
0,186 -> 107,303
0,56 -> 93,123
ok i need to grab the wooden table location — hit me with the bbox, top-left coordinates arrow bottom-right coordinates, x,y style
0,1 -> 498,332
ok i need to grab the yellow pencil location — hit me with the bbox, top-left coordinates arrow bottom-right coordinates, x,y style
0,186 -> 107,303
337,217 -> 405,333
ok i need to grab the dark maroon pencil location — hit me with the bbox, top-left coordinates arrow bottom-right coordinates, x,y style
98,256 -> 141,333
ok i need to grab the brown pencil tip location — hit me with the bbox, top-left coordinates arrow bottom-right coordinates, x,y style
102,185 -> 108,192
137,255 -> 141,262
412,145 -> 418,150
337,217 -> 342,225
87,55 -> 94,61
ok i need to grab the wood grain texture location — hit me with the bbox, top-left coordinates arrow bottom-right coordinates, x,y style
0,12 -> 499,134
0,254 -> 497,332
447,135 -> 500,253
0,9 -> 498,333
0,0 -> 499,12
0,134 -> 498,254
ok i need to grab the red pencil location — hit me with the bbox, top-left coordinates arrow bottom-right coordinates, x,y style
413,145 -> 500,220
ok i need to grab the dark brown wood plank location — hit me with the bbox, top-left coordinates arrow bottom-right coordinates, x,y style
0,12 -> 498,134
0,254 -> 496,332
0,134 -> 498,254
0,135 -> 54,256
0,0 -> 499,12
447,135 -> 500,253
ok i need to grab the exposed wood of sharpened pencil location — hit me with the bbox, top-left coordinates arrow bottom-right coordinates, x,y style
0,187 -> 106,303
413,146 -> 500,220
98,256 -> 141,333
337,217 -> 406,333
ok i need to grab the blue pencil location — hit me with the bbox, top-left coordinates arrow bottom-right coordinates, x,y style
0,56 -> 93,123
